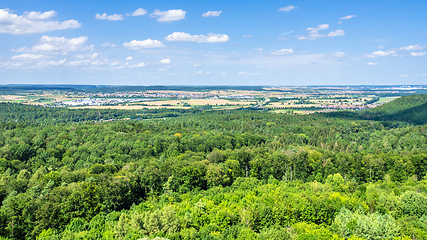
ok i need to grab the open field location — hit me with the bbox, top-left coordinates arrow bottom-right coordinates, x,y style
0,94 -> 77,105
378,96 -> 400,103
185,99 -> 255,106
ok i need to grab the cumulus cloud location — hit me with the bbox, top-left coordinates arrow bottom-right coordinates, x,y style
0,9 -> 81,34
158,66 -> 171,71
11,53 -> 44,60
278,6 -> 297,12
25,10 -> 57,20
165,32 -> 229,43
150,9 -> 186,22
271,48 -> 294,55
126,56 -> 133,61
238,72 -> 261,75
130,62 -> 146,68
365,50 -> 397,58
159,58 -> 171,64
95,13 -> 124,21
15,35 -> 92,54
301,24 -> 330,40
339,15 -> 356,20
410,52 -> 426,57
311,24 -> 329,31
129,8 -> 147,16
102,42 -> 116,48
327,29 -> 345,37
400,45 -> 423,51
367,62 -> 378,65
202,11 -> 222,17
5,53 -> 68,69
335,52 -> 345,57
38,59 -> 67,67
123,39 -> 165,49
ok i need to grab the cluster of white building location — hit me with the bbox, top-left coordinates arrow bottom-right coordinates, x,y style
56,98 -> 152,107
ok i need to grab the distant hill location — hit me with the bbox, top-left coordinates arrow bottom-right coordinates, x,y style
361,94 -> 427,125
0,84 -> 266,93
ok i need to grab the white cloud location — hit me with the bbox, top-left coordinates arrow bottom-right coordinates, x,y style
339,15 -> 356,20
102,42 -> 116,48
165,32 -> 229,43
126,56 -> 133,61
132,62 -> 145,68
278,6 -> 297,12
0,9 -> 80,34
243,34 -> 253,38
38,59 -> 67,67
150,9 -> 186,22
315,24 -> 329,30
238,72 -> 261,75
202,11 -> 222,17
271,48 -> 294,55
302,24 -> 330,40
130,8 -> 147,16
68,60 -> 92,66
327,29 -> 345,37
366,50 -> 397,58
16,35 -> 92,54
11,53 -> 44,60
123,39 -> 165,49
33,44 -> 57,51
25,10 -> 57,20
335,52 -> 345,57
400,45 -> 423,51
6,53 -> 69,69
95,13 -> 124,21
159,66 -> 171,71
278,31 -> 294,40
367,62 -> 378,65
69,59 -> 110,67
159,58 -> 171,64
399,74 -> 411,78
410,52 -> 426,57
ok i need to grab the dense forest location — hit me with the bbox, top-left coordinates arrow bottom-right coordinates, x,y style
0,95 -> 427,239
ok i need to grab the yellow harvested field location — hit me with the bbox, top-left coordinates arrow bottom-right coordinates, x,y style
0,94 -> 78,104
0,95 -> 26,100
185,99 -> 255,105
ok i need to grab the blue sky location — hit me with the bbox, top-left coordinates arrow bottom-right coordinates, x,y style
0,0 -> 426,85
